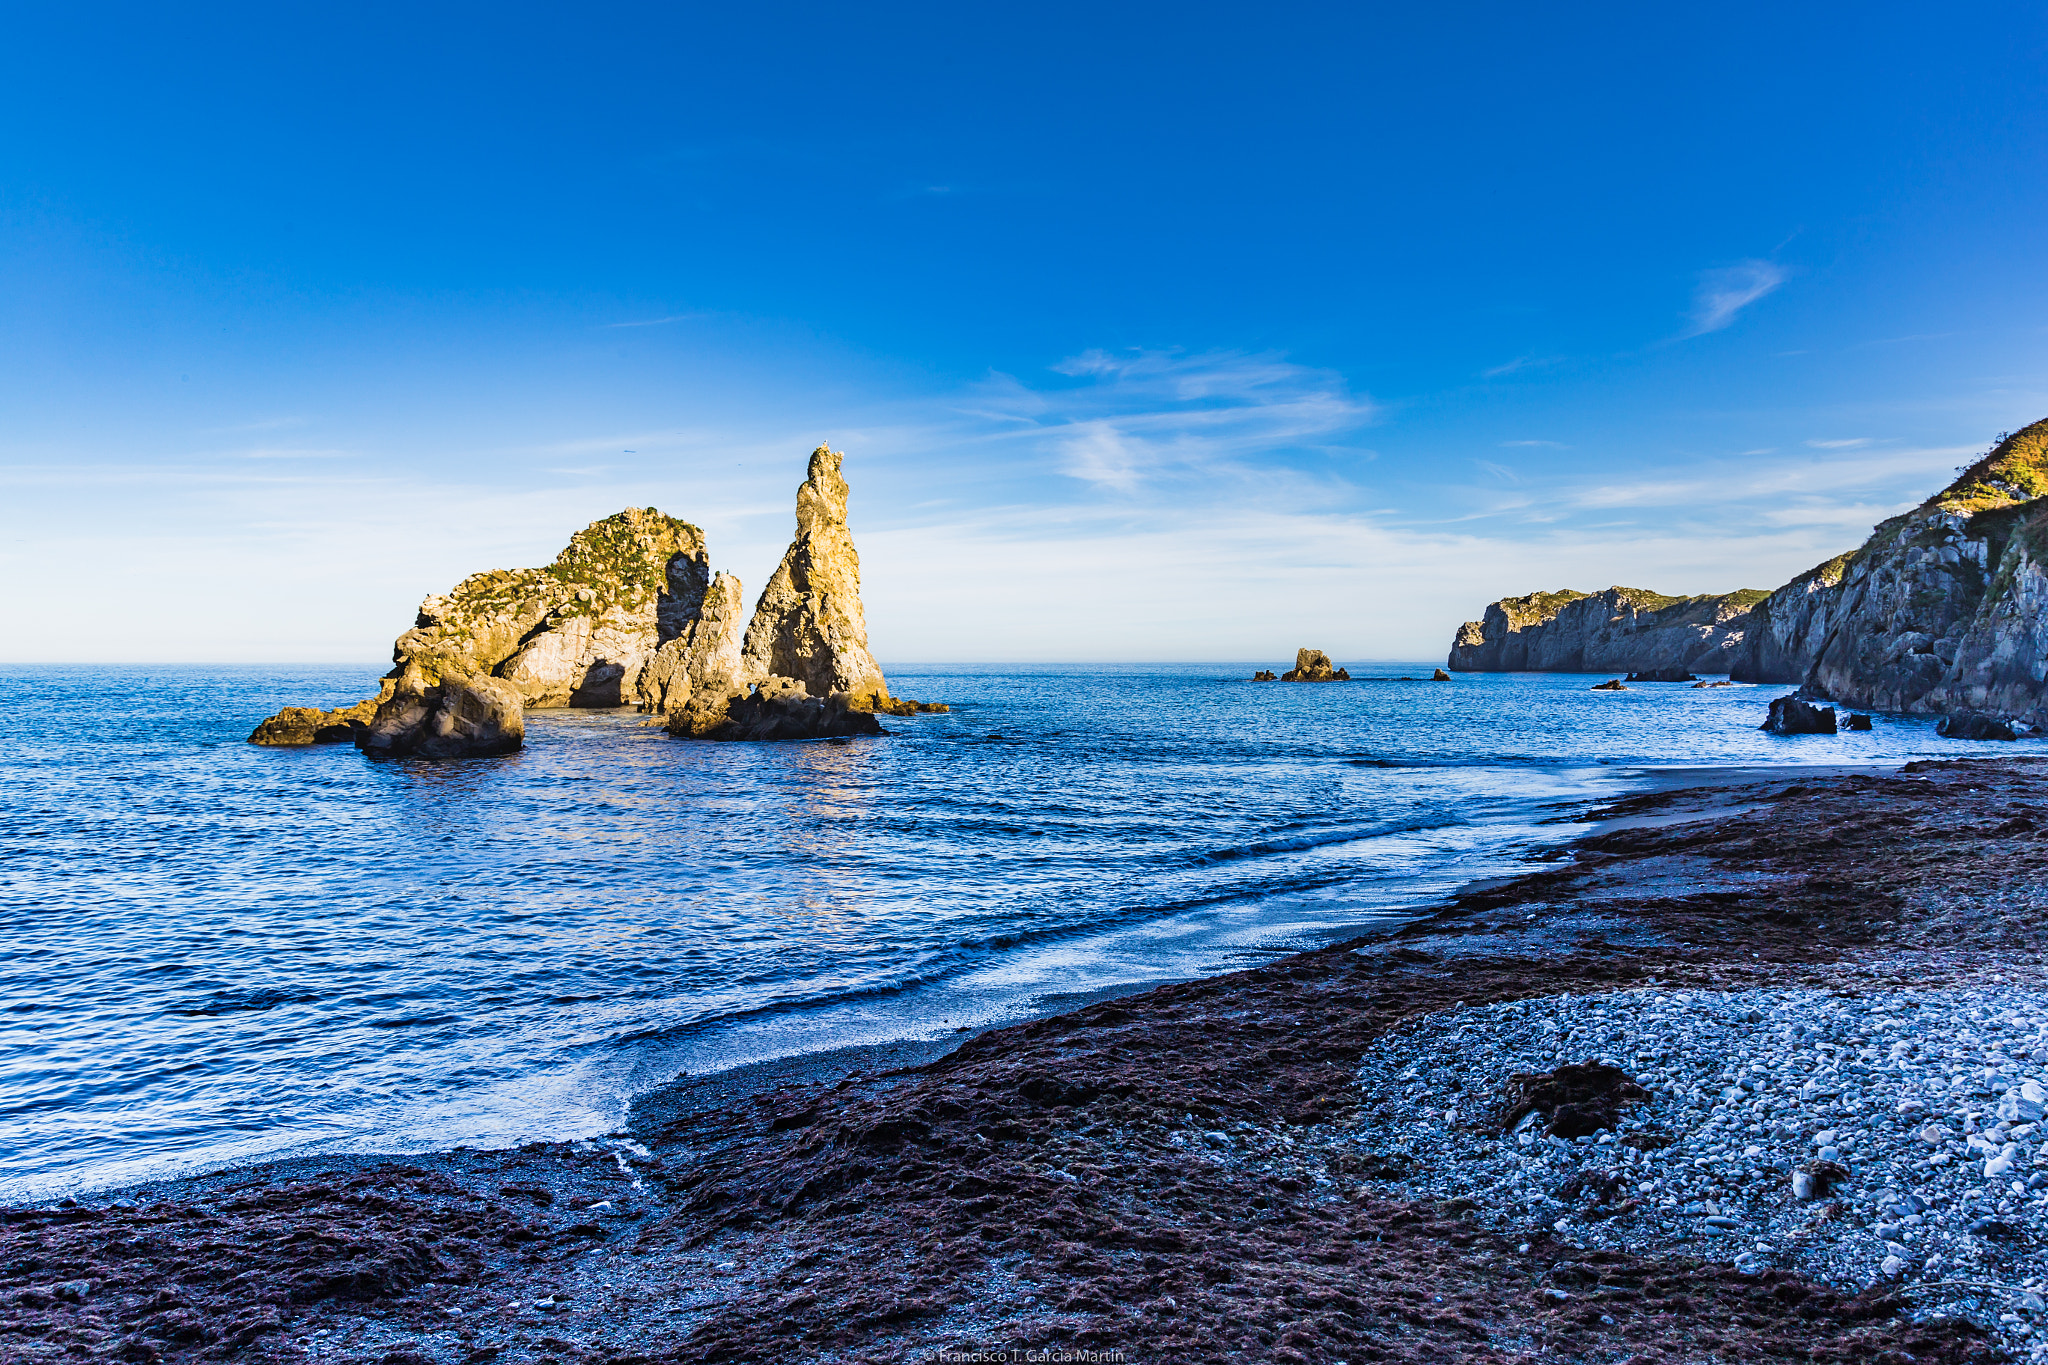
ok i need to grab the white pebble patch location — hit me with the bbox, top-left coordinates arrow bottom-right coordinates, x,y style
1335,986 -> 2048,1357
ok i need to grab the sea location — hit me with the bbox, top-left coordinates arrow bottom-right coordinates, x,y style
0,662 -> 1977,1199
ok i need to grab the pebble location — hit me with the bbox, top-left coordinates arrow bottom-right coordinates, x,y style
1334,984 -> 2048,1359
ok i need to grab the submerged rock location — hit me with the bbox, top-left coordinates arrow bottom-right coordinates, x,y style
357,669 -> 525,759
1281,649 -> 1350,681
1936,712 -> 2018,741
1761,696 -> 1837,735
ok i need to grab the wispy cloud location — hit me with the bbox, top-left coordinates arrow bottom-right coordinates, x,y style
603,314 -> 700,329
1483,355 -> 1564,378
1805,437 -> 1871,449
1682,260 -> 1788,337
975,349 -> 1377,493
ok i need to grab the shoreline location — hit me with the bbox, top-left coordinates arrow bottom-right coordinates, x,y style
8,756 -> 2041,1363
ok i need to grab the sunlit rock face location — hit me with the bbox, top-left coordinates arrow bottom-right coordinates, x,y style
1448,587 -> 1764,675
391,506 -> 712,709
739,445 -> 893,709
249,446 -> 945,754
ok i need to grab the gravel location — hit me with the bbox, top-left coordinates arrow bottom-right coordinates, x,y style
1328,985 -> 2048,1359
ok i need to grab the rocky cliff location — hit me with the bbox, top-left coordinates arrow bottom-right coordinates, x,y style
1724,418 -> 2048,723
1448,586 -> 1767,674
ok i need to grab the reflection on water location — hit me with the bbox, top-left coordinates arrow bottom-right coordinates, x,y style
0,661 -> 1966,1197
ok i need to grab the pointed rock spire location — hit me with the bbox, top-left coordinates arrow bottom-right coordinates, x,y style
740,445 -> 891,707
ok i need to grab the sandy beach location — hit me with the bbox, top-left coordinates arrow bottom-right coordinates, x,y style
9,756 -> 2047,1364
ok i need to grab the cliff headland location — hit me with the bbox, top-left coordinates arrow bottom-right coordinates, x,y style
1451,417 -> 2048,730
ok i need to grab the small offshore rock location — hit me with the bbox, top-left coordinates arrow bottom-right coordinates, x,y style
1761,696 -> 1838,734
674,677 -> 882,743
1252,670 -> 1277,681
356,669 -> 524,759
1590,679 -> 1628,691
1937,711 -> 2018,741
1431,668 -> 1451,681
247,685 -> 394,747
1844,713 -> 1874,730
1281,649 -> 1350,682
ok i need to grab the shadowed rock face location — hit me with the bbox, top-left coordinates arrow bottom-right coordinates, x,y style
356,669 -> 525,758
1449,587 -> 1766,675
739,446 -> 891,708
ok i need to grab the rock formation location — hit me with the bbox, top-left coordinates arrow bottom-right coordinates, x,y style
1936,712 -> 2017,741
1590,679 -> 1628,691
392,506 -> 711,708
1252,670 -> 1277,681
667,676 -> 883,742
356,668 -> 525,758
251,447 -> 945,753
247,681 -> 395,745
1281,649 -> 1350,681
1432,668 -> 1451,681
728,445 -> 946,722
1724,419 -> 2048,726
1448,587 -> 1766,675
739,446 -> 891,707
1761,696 -> 1836,735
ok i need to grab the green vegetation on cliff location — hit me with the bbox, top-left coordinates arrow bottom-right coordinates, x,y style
1929,418 -> 2048,515
1496,589 -> 1589,626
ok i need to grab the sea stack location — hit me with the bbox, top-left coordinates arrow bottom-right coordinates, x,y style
739,445 -> 894,708
1281,649 -> 1350,681
666,444 -> 946,738
249,447 -> 948,753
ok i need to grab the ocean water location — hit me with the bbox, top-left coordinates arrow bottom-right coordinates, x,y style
0,663 -> 1972,1197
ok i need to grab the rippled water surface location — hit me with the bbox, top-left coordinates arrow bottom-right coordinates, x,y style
0,663 -> 1971,1195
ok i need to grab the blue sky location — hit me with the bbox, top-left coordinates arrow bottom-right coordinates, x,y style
4,3 -> 2046,662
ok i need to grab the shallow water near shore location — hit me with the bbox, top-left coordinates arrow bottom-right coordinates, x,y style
0,663 -> 1978,1198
